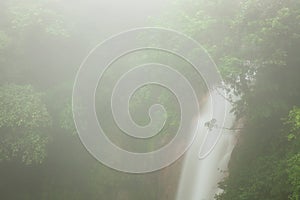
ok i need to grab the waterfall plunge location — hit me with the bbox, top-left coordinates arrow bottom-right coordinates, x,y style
176,91 -> 237,200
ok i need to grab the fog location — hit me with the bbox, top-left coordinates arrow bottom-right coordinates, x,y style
1,0 -> 300,200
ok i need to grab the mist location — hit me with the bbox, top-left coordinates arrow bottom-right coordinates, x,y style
1,0 -> 300,200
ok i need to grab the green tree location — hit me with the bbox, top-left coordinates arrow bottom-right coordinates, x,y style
0,84 -> 51,164
155,0 -> 300,199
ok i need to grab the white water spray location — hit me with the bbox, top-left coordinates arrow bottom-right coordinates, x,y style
176,92 -> 237,200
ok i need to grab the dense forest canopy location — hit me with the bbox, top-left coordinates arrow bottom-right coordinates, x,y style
0,0 -> 299,199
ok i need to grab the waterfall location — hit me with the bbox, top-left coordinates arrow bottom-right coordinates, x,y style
176,91 -> 237,200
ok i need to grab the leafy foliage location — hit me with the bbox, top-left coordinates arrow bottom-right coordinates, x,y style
0,84 -> 51,164
155,0 -> 300,199
0,0 -> 299,199
8,0 -> 69,37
